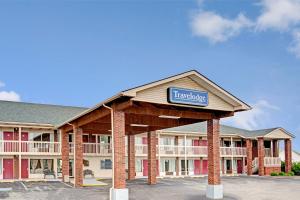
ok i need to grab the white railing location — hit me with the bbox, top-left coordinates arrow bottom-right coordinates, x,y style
159,145 -> 178,156
20,141 -> 61,154
265,148 -> 272,157
186,146 -> 207,156
264,157 -> 281,167
135,144 -> 148,155
252,157 -> 259,173
83,143 -> 111,155
220,147 -> 247,157
0,140 -> 19,153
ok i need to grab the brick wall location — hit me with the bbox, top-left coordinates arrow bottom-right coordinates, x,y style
207,119 -> 221,185
148,131 -> 157,185
264,167 -> 281,175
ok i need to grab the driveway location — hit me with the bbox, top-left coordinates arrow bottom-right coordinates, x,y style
0,176 -> 299,200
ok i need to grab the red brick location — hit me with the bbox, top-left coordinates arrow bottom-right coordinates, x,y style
74,126 -> 83,187
285,139 -> 292,173
207,119 -> 221,185
61,128 -> 70,182
113,110 -> 126,189
257,137 -> 265,176
128,134 -> 135,180
246,139 -> 253,176
148,131 -> 157,185
265,167 -> 281,175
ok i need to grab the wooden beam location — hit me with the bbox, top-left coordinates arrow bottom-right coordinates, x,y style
124,102 -> 213,120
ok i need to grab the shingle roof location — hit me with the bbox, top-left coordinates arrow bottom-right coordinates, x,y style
0,100 -> 88,126
163,122 -> 279,138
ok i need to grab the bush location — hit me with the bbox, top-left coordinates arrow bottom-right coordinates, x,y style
281,161 -> 285,172
270,172 -> 278,176
287,171 -> 295,176
292,162 -> 300,176
278,172 -> 285,176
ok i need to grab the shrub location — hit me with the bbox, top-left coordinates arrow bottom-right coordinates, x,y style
270,172 -> 278,176
292,162 -> 300,176
278,172 -> 285,176
281,161 -> 285,172
287,171 -> 295,176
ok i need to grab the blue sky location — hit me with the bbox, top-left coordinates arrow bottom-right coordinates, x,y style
0,0 -> 299,151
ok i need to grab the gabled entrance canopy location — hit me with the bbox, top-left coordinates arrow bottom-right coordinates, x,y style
57,70 -> 251,199
57,70 -> 250,134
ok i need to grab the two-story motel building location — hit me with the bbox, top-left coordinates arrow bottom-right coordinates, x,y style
0,70 -> 294,199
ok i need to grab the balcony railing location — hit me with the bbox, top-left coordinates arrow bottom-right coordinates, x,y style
0,140 -> 60,154
69,143 -> 112,155
0,140 -> 19,153
220,147 -> 247,157
264,157 -> 281,167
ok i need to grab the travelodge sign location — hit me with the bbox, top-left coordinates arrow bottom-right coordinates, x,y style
167,87 -> 208,107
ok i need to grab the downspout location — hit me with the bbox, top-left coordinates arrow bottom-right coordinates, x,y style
103,104 -> 114,189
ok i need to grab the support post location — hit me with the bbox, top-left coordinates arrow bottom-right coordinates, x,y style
273,140 -> 279,157
175,136 -> 180,176
148,131 -> 157,185
206,119 -> 223,199
61,128 -> 70,182
74,124 -> 83,187
257,137 -> 265,176
184,134 -> 187,176
18,127 -> 22,180
285,139 -> 292,173
128,134 -> 136,180
246,139 -> 253,176
230,137 -> 234,175
110,110 -> 128,200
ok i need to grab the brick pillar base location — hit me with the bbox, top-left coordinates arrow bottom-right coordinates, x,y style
113,110 -> 126,189
148,131 -> 157,185
74,125 -> 83,187
61,129 -> 70,182
246,139 -> 253,176
206,119 -> 222,199
128,135 -> 136,180
285,139 -> 292,173
258,137 -> 265,176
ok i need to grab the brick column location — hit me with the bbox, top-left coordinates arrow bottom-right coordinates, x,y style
284,139 -> 292,173
273,140 -> 279,157
113,110 -> 126,189
74,125 -> 83,187
206,119 -> 222,199
61,128 -> 70,182
175,136 -> 180,176
128,134 -> 135,180
257,137 -> 265,176
13,155 -> 19,179
148,131 -> 157,185
246,139 -> 253,176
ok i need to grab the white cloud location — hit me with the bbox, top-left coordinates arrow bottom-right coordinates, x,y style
0,81 -> 5,88
190,11 -> 253,43
223,100 -> 280,130
0,91 -> 21,102
256,0 -> 300,31
288,29 -> 300,57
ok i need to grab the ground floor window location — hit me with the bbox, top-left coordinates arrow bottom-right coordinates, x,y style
188,160 -> 194,172
160,159 -> 175,173
0,159 -> 2,174
100,159 -> 112,169
30,159 -> 54,174
135,159 -> 142,172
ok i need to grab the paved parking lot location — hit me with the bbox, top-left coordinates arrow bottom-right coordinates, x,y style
0,176 -> 299,200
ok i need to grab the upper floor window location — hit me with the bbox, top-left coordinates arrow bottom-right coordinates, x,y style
30,133 -> 51,142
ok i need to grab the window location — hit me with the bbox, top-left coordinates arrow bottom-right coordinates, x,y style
98,135 -> 111,144
30,133 -> 51,142
0,159 -> 2,174
100,159 -> 112,169
30,159 -> 53,174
